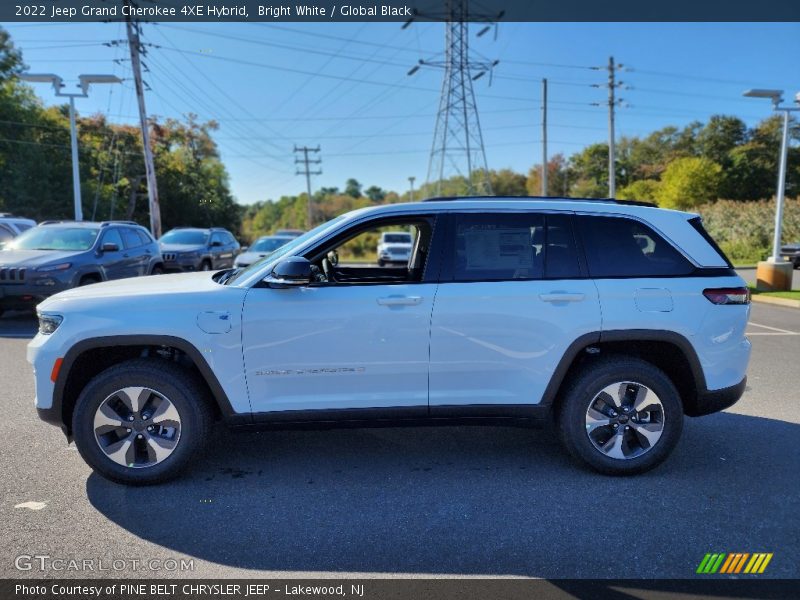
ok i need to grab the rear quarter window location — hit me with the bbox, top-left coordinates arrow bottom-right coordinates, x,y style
576,215 -> 694,277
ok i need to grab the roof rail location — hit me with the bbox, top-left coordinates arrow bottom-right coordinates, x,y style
39,220 -> 78,225
421,195 -> 657,208
100,220 -> 139,227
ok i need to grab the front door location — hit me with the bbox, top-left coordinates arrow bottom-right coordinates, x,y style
241,215 -> 441,415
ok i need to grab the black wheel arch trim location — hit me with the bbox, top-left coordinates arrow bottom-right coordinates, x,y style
540,328 -> 719,414
47,334 -> 243,434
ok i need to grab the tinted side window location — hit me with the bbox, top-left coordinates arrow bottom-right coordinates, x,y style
0,225 -> 14,244
136,230 -> 153,246
452,213 -> 545,281
122,228 -> 142,249
210,233 -> 222,245
225,232 -> 237,245
101,229 -> 124,250
576,215 -> 693,277
545,214 -> 581,279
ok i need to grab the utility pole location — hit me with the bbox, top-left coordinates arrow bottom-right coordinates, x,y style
541,78 -> 548,196
126,8 -> 161,238
408,176 -> 416,202
294,145 -> 321,229
594,56 -> 624,198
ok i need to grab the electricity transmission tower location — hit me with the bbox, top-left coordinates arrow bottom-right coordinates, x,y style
294,145 -> 321,229
406,1 -> 502,197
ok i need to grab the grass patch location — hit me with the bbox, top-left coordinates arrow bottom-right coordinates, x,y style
748,285 -> 800,301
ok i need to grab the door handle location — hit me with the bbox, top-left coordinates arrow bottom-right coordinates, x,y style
377,296 -> 423,306
539,292 -> 585,303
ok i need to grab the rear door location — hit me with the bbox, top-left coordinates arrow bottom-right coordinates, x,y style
98,228 -> 135,280
120,228 -> 150,276
428,211 -> 602,410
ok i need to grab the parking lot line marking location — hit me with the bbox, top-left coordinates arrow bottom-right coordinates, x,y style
748,322 -> 799,335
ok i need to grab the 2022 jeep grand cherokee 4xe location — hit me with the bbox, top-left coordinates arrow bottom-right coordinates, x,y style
28,198 -> 751,485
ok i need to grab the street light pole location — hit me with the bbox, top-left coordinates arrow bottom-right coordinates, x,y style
20,73 -> 121,221
743,88 -> 800,291
408,176 -> 416,202
772,108 -> 791,262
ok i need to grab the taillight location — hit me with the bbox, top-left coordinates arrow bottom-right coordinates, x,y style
703,287 -> 750,305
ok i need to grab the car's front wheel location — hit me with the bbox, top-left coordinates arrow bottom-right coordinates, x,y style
557,356 -> 683,475
72,359 -> 213,485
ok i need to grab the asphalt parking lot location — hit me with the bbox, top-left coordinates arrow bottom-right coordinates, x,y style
1,302 -> 798,580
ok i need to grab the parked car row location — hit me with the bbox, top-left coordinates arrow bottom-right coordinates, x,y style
0,216 -> 301,316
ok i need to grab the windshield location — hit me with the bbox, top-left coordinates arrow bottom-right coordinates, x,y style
160,230 -> 208,245
383,233 -> 412,244
224,215 -> 348,285
251,237 -> 291,253
6,227 -> 99,251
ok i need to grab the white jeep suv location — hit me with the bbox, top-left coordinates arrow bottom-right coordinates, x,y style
28,198 -> 751,484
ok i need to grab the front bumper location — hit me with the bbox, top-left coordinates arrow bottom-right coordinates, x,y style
0,279 -> 71,310
162,255 -> 202,272
688,376 -> 747,417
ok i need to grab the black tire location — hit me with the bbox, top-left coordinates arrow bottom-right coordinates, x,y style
557,356 -> 683,476
378,259 -> 385,267
79,275 -> 100,286
793,258 -> 800,270
199,260 -> 212,272
72,359 -> 214,485
151,264 -> 164,275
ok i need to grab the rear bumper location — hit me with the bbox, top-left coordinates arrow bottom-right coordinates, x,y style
688,376 -> 747,417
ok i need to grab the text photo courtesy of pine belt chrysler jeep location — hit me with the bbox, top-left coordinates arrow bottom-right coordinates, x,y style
28,197 -> 751,485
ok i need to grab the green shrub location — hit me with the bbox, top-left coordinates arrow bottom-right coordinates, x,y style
697,198 -> 800,264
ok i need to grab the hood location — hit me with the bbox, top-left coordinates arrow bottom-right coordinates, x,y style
235,251 -> 269,264
0,249 -> 86,268
159,243 -> 206,253
39,271 -> 223,309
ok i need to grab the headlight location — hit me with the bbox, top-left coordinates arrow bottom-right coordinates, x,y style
36,262 -> 71,272
38,314 -> 63,335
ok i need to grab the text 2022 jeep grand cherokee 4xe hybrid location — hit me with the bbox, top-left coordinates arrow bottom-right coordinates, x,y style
28,198 -> 751,485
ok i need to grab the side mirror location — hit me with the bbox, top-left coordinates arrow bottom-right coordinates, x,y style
101,242 -> 119,253
265,256 -> 312,288
240,246 -> 249,253
210,240 -> 223,247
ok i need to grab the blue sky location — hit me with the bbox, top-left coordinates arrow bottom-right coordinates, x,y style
4,21 -> 799,204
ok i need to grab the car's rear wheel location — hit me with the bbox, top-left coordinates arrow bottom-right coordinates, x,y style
72,359 -> 213,485
557,356 -> 683,475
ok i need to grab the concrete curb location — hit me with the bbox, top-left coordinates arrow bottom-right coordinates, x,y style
751,295 -> 800,309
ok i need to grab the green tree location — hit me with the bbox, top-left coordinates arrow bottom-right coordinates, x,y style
617,179 -> 661,202
656,157 -> 722,209
344,178 -> 362,198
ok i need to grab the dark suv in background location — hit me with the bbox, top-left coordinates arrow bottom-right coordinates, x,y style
0,220 -> 162,316
159,227 -> 240,272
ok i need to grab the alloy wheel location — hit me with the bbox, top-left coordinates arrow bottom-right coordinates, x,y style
93,386 -> 182,468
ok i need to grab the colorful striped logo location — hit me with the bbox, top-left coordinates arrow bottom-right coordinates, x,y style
696,553 -> 773,574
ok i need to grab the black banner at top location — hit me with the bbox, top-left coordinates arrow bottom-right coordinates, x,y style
2,0 -> 799,22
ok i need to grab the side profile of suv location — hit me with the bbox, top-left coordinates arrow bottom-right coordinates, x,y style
159,227 -> 240,272
28,198 -> 751,484
1,220 -> 162,316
